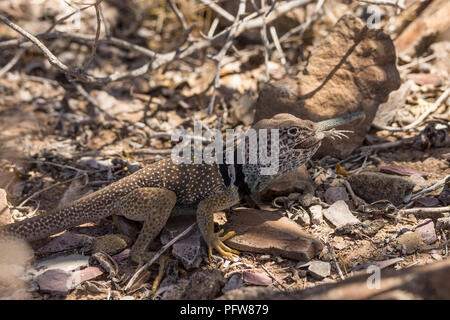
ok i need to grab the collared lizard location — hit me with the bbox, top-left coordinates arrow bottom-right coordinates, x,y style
0,112 -> 364,265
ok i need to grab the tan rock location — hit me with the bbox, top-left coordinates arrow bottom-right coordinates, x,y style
225,208 -> 323,261
253,15 -> 400,158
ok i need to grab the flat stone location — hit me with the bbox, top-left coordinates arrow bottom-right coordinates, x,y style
243,272 -> 272,286
71,266 -> 103,287
35,269 -> 71,295
112,248 -> 131,263
30,254 -> 90,278
413,197 -> 440,207
415,219 -> 437,245
324,186 -> 349,204
37,231 -> 94,253
172,227 -> 203,270
309,205 -> 323,225
222,273 -> 244,293
224,208 -> 323,261
0,188 -> 11,226
380,165 -> 429,177
261,166 -> 313,199
308,261 -> 331,280
407,73 -> 442,86
323,201 -> 359,228
438,183 -> 450,205
253,15 -> 400,158
348,172 -> 415,206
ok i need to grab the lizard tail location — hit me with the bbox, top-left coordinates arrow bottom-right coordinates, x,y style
0,193 -> 115,242
316,112 -> 365,132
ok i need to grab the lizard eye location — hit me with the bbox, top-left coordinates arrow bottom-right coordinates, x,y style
287,127 -> 300,137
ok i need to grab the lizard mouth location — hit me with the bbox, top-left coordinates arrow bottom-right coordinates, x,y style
293,137 -> 321,150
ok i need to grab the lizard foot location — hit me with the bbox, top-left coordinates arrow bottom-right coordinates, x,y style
208,229 -> 240,260
152,255 -> 169,295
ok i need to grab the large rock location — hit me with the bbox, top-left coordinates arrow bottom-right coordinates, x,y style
224,208 -> 323,261
348,172 -> 415,206
253,15 -> 400,158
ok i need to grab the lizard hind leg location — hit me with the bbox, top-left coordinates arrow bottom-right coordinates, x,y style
115,187 -> 176,265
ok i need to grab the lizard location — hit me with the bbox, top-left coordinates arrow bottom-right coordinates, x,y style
0,111 -> 364,265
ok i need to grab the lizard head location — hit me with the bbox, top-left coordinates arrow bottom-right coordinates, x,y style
252,113 -> 323,170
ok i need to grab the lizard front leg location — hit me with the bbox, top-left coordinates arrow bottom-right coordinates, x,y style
115,187 -> 176,265
196,189 -> 240,259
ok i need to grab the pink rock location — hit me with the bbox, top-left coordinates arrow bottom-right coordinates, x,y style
416,219 -> 437,245
380,165 -> 429,177
35,269 -> 72,295
225,209 -> 323,261
112,248 -> 131,263
324,186 -> 349,204
407,73 -> 442,86
243,272 -> 272,286
38,231 -> 94,253
414,197 -> 440,207
72,266 -> 103,286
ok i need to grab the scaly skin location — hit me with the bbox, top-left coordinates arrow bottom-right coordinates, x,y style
0,111 -> 364,264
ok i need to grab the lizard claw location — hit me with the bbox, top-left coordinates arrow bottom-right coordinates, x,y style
208,229 -> 240,260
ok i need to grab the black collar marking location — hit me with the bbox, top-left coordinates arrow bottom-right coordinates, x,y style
218,151 -> 251,198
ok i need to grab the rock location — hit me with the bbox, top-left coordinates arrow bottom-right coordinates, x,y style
112,248 -> 131,263
438,183 -> 450,205
396,231 -> 423,254
335,220 -> 385,238
253,15 -> 400,158
261,166 -> 313,199
352,257 -> 403,272
296,211 -> 311,226
163,270 -> 225,300
243,272 -> 272,286
35,266 -> 103,295
308,261 -> 331,280
72,266 -> 103,286
37,231 -> 94,253
222,273 -> 244,293
309,205 -> 323,225
172,227 -> 203,270
407,73 -> 442,86
394,0 -> 450,57
323,201 -> 360,228
373,80 -> 413,127
413,197 -> 440,207
348,172 -> 415,206
380,165 -> 429,177
35,269 -> 72,295
0,188 -> 11,226
160,215 -> 203,269
224,208 -> 323,261
218,259 -> 450,299
415,219 -> 437,245
324,186 -> 349,204
30,254 -> 90,278
436,217 -> 450,230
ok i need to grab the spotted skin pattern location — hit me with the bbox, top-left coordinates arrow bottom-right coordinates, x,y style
0,112 -> 364,262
